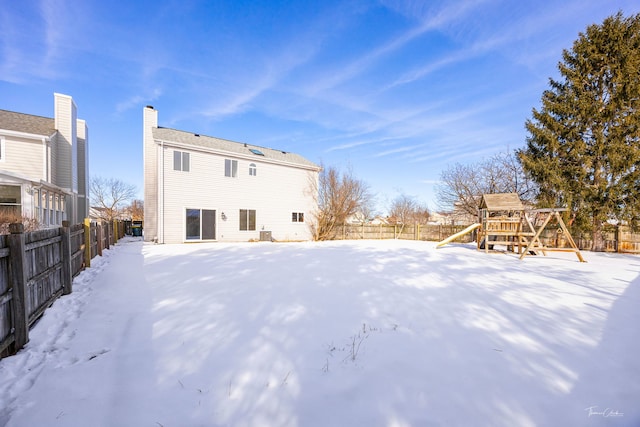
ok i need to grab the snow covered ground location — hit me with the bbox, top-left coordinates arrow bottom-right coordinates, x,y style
0,238 -> 638,427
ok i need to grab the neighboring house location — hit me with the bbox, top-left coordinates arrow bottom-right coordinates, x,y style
89,206 -> 129,222
370,216 -> 389,225
431,209 -> 477,226
429,211 -> 455,225
345,212 -> 370,224
0,93 -> 89,226
143,106 -> 320,243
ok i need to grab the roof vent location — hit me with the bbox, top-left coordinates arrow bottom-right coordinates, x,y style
194,133 -> 200,137
146,105 -> 154,109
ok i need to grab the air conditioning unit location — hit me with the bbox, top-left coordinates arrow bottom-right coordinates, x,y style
259,231 -> 272,241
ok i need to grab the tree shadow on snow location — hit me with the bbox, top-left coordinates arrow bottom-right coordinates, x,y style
136,241 -> 639,427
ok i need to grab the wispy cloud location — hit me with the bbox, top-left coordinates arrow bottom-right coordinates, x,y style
387,35 -> 506,88
40,0 -> 63,69
0,0 -> 87,82
196,4 -> 363,122
374,143 -> 430,158
197,43 -> 317,121
384,0 -> 594,89
379,0 -> 494,24
116,88 -> 163,114
420,179 -> 441,185
0,4 -> 45,83
278,0 -> 600,163
302,1 -> 494,95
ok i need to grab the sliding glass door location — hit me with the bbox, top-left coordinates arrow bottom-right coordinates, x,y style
186,208 -> 216,241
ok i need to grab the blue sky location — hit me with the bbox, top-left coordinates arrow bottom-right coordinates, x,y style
2,0 -> 638,213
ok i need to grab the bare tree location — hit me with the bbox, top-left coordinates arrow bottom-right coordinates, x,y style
492,151 -> 537,202
124,199 -> 144,221
436,151 -> 537,215
90,176 -> 137,221
436,163 -> 484,217
388,193 -> 430,236
309,165 -> 374,241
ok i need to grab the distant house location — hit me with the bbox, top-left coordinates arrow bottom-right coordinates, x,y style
143,106 -> 320,243
0,93 -> 89,226
370,216 -> 389,225
346,212 -> 371,224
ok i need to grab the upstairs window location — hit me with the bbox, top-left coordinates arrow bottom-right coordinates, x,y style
292,212 -> 304,222
249,163 -> 257,176
225,159 -> 238,177
173,151 -> 190,171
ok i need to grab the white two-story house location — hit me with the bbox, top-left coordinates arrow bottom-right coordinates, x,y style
0,93 -> 89,226
143,106 -> 320,243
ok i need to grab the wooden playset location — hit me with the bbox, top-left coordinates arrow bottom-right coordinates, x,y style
437,193 -> 585,262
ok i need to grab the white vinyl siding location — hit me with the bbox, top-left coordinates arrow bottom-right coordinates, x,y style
143,107 -> 159,241
53,93 -> 77,191
159,145 -> 317,243
0,93 -> 88,225
76,120 -> 89,220
1,135 -> 46,180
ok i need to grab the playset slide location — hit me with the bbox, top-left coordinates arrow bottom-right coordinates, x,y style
436,223 -> 481,248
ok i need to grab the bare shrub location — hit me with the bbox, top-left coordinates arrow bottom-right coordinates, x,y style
309,165 -> 374,241
0,213 -> 41,235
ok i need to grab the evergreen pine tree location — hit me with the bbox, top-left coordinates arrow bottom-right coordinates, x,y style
518,12 -> 640,251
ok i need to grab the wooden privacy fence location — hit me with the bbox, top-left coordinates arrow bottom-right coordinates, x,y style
0,219 -> 126,358
334,223 -> 640,254
540,225 -> 640,254
335,223 -> 477,242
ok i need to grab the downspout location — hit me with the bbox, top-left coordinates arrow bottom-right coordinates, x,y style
42,136 -> 49,182
160,140 -> 165,244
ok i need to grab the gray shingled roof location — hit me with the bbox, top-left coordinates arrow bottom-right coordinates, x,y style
0,109 -> 56,137
153,127 -> 320,169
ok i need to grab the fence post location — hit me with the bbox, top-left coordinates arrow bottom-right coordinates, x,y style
96,223 -> 103,257
102,221 -> 106,249
113,220 -> 118,244
8,223 -> 29,351
83,218 -> 91,268
61,221 -> 73,295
